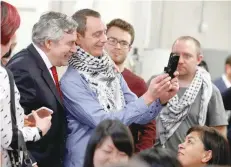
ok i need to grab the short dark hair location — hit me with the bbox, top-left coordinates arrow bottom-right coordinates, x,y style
225,55 -> 231,66
172,36 -> 202,56
83,119 -> 134,167
187,126 -> 231,166
135,147 -> 182,167
72,9 -> 101,36
107,18 -> 135,45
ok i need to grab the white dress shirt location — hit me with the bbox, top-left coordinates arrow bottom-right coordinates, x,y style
222,74 -> 231,89
32,43 -> 55,82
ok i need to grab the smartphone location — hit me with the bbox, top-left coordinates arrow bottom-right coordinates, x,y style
24,107 -> 53,127
164,53 -> 180,78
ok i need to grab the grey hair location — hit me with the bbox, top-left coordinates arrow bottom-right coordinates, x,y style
32,11 -> 78,46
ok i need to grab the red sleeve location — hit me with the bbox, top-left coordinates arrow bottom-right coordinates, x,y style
135,120 -> 156,152
122,69 -> 156,152
135,79 -> 148,97
134,79 -> 156,152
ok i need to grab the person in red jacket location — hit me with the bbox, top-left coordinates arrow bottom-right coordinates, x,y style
104,18 -> 156,152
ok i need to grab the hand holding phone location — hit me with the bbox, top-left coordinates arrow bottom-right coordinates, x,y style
164,53 -> 180,78
24,107 -> 53,127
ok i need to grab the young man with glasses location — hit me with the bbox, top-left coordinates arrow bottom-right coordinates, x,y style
104,18 -> 156,152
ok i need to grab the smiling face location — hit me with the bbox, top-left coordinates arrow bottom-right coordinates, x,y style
47,31 -> 77,66
93,136 -> 129,167
76,16 -> 107,57
177,131 -> 212,167
105,26 -> 131,65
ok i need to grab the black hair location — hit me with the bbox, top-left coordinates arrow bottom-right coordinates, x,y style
187,126 -> 231,166
135,147 -> 182,167
83,119 -> 134,167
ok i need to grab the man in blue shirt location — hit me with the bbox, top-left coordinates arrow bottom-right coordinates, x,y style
60,9 -> 179,167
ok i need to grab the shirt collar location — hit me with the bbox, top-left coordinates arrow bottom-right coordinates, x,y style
32,43 -> 53,70
222,74 -> 231,88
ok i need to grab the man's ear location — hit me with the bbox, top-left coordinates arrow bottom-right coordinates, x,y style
44,39 -> 52,50
75,32 -> 83,45
128,45 -> 132,52
201,150 -> 212,163
197,54 -> 203,65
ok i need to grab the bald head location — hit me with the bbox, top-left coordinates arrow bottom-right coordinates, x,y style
172,36 -> 202,56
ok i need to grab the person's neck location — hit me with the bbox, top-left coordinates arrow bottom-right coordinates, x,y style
184,164 -> 206,167
178,73 -> 196,87
225,73 -> 231,83
116,63 -> 125,73
1,44 -> 8,58
39,45 -> 55,67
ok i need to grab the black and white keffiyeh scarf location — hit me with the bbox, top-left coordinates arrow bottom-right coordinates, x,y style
157,67 -> 213,145
69,46 -> 125,112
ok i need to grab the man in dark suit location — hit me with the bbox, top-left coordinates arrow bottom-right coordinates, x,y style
7,11 -> 78,167
222,87 -> 231,156
222,87 -> 231,110
213,55 -> 231,93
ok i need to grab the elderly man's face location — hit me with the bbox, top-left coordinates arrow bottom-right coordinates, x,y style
76,16 -> 107,57
48,31 -> 77,67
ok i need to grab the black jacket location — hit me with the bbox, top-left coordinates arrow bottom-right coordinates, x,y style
7,44 -> 66,167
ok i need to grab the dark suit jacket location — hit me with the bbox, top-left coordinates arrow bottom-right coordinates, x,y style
7,44 -> 66,167
222,87 -> 231,110
213,77 -> 227,93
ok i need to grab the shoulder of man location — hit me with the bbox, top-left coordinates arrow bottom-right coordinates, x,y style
123,68 -> 146,82
7,46 -> 33,69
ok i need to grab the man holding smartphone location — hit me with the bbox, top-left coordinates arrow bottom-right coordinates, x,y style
155,36 -> 228,153
60,9 -> 180,167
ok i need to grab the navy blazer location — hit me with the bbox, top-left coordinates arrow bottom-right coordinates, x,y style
7,44 -> 66,167
213,77 -> 227,93
222,87 -> 231,110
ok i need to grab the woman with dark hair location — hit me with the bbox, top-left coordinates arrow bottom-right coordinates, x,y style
134,147 -> 182,167
178,126 -> 230,167
83,119 -> 134,167
1,1 -> 51,166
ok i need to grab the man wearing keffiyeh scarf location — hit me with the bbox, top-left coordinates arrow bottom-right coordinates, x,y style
61,9 -> 180,167
155,36 -> 228,154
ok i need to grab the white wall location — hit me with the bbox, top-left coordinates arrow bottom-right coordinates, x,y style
149,1 -> 231,51
93,0 -> 133,24
9,0 -> 231,51
139,1 -> 231,80
5,0 -> 231,79
4,0 -> 49,55
87,0 -> 231,80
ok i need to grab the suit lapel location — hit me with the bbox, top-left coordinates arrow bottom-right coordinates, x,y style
27,44 -> 63,106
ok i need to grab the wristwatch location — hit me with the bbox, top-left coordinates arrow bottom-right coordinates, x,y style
37,127 -> 43,137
